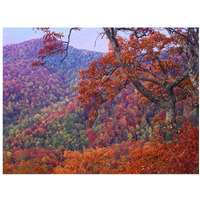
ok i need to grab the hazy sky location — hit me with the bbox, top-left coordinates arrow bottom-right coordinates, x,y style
3,28 -> 109,53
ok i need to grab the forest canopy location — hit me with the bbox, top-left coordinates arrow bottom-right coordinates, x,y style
3,27 -> 199,174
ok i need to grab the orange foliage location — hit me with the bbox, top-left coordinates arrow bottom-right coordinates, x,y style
4,121 -> 198,174
74,29 -> 197,125
52,122 -> 198,174
54,148 -> 117,174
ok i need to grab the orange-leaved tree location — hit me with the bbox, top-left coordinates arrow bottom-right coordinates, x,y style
33,28 -> 199,127
75,28 -> 199,126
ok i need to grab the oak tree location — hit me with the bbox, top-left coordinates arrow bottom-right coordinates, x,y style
33,28 -> 199,127
76,28 -> 199,126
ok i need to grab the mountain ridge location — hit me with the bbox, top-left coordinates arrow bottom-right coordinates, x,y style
3,38 -> 103,132
3,37 -> 106,55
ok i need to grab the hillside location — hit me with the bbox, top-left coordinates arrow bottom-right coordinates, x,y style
3,38 -> 199,174
3,39 -> 103,132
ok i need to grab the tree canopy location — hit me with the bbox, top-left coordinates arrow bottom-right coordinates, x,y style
33,27 -> 199,126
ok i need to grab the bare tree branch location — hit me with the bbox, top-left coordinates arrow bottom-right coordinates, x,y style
94,31 -> 105,47
61,27 -> 80,62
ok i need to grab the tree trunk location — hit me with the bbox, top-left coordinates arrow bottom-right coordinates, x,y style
104,27 -> 181,127
165,106 -> 176,126
164,87 -> 177,128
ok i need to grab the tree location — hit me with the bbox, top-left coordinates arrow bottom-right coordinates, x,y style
33,28 -> 199,127
76,28 -> 198,127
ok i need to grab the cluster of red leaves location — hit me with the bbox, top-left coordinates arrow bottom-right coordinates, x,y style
85,85 -> 147,148
32,28 -> 64,67
3,147 -> 64,174
125,121 -> 199,174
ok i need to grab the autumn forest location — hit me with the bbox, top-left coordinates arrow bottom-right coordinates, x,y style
3,28 -> 199,174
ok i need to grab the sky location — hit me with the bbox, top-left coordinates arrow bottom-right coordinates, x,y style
3,28 -> 109,53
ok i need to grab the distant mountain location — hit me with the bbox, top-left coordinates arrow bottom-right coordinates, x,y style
3,38 -> 103,132
3,38 -> 158,152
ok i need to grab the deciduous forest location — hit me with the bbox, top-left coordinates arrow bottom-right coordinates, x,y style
3,28 -> 199,174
